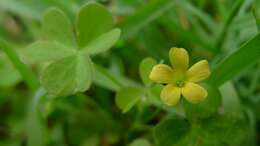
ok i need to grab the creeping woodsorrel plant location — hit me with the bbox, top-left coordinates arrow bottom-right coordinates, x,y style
1,1 -> 260,146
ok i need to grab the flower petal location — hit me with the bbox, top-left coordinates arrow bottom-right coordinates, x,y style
149,64 -> 173,83
187,60 -> 210,83
169,47 -> 189,70
182,82 -> 207,104
160,84 -> 181,106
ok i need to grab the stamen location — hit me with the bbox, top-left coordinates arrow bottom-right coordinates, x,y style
175,80 -> 184,87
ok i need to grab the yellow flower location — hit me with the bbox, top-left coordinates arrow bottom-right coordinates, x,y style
149,48 -> 210,106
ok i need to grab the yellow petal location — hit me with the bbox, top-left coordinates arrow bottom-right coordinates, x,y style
169,47 -> 189,70
149,64 -> 173,83
182,82 -> 207,104
160,84 -> 181,106
187,60 -> 210,83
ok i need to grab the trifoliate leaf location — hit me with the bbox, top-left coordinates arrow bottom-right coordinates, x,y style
202,113 -> 250,146
139,57 -> 157,86
153,117 -> 191,146
81,28 -> 121,55
76,2 -> 113,48
22,2 -> 119,97
20,41 -> 76,64
177,113 -> 251,146
41,54 -> 93,97
116,87 -> 144,113
175,124 -> 219,146
42,7 -> 76,47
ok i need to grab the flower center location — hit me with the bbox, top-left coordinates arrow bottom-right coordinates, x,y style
171,69 -> 186,87
175,79 -> 185,87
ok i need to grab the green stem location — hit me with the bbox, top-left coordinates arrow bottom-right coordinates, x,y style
27,88 -> 47,146
0,39 -> 39,91
0,39 -> 45,146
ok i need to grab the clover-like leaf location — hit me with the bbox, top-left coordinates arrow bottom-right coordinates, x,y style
41,54 -> 93,97
176,113 -> 251,146
139,57 -> 157,86
20,41 -> 76,64
82,28 -> 121,55
76,2 -> 113,48
75,54 -> 93,92
41,56 -> 76,97
21,3 -> 120,97
154,117 -> 191,146
116,87 -> 144,113
202,113 -> 250,145
0,54 -> 21,87
42,7 -> 76,47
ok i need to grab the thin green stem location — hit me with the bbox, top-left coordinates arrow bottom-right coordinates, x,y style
27,88 -> 47,146
0,39 -> 39,91
0,39 -> 44,146
94,63 -> 123,91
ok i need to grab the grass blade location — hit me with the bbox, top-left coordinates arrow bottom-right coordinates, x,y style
209,33 -> 260,87
118,0 -> 175,38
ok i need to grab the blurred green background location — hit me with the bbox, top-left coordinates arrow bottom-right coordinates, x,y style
0,0 -> 260,146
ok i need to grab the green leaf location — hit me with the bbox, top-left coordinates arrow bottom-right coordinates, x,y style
82,28 -> 121,55
116,87 -> 144,113
41,56 -> 76,97
0,54 -> 21,86
118,0 -> 175,38
183,83 -> 221,121
202,113 -> 250,146
175,124 -> 219,146
178,0 -> 216,33
254,1 -> 260,31
209,33 -> 260,87
20,41 -> 76,64
93,64 -> 122,92
139,57 -> 157,86
42,7 -> 76,47
147,84 -> 163,105
158,14 -> 214,53
176,113 -> 250,146
76,2 -> 113,48
129,138 -> 151,146
219,81 -> 241,113
154,117 -> 191,146
0,39 -> 39,91
41,54 -> 93,97
75,54 -> 93,92
214,0 -> 244,50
